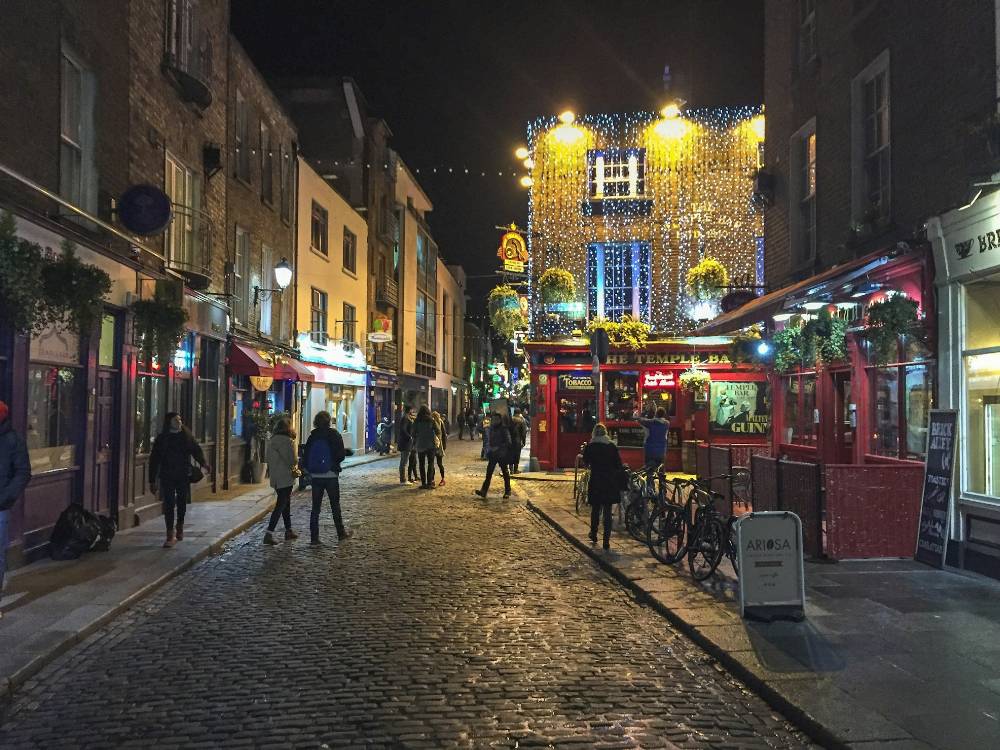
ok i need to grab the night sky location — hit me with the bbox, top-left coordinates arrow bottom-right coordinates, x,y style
232,0 -> 764,294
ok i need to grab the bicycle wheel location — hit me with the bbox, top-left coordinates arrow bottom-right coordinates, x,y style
646,504 -> 686,565
688,516 -> 726,581
726,516 -> 742,577
624,495 -> 647,541
575,471 -> 589,513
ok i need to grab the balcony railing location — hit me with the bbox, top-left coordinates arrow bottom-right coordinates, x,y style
376,277 -> 398,307
165,203 -> 213,290
373,341 -> 398,371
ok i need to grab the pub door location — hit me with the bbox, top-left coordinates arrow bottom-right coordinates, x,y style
556,394 -> 597,467
832,370 -> 855,463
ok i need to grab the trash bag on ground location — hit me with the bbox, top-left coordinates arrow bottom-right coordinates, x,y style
49,503 -> 115,560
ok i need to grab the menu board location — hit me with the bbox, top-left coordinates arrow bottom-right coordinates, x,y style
915,410 -> 957,568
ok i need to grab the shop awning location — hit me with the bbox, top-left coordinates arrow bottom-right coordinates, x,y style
694,249 -> 897,335
228,343 -> 275,377
273,356 -> 316,382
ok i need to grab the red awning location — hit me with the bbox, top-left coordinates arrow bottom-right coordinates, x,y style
273,357 -> 316,383
694,248 -> 902,335
228,343 -> 275,377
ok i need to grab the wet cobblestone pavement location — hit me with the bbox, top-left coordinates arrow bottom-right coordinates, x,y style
0,441 -> 815,749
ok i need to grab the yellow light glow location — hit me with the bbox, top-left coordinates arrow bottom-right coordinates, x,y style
552,123 -> 584,144
515,146 -> 529,159
967,352 -> 1000,374
523,157 -> 535,169
751,115 -> 765,141
558,110 -> 575,124
660,102 -> 681,119
654,118 -> 688,139
519,175 -> 534,187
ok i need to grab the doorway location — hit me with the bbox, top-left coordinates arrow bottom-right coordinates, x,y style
91,313 -> 120,518
556,394 -> 597,467
832,371 -> 854,464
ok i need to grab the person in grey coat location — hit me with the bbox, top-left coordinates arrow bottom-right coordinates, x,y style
411,405 -> 441,489
0,400 -> 30,618
263,418 -> 299,545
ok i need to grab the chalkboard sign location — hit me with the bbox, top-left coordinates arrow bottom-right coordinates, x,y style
609,425 -> 646,448
915,410 -> 957,568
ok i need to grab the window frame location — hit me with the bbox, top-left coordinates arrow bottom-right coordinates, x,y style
310,287 -> 328,346
798,0 -> 817,67
850,50 -> 891,225
788,118 -> 817,266
311,201 -> 329,256
780,371 -> 818,447
59,46 -> 96,213
586,242 -> 652,322
343,301 -> 356,344
234,88 -> 251,183
866,342 -> 933,461
260,121 -> 273,204
587,149 -> 646,200
342,226 -> 357,273
279,144 -> 292,224
234,225 -> 250,325
259,245 -> 273,337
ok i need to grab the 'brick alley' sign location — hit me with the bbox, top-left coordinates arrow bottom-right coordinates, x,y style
915,409 -> 958,568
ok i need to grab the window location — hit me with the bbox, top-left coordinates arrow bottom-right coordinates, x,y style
26,365 -> 78,472
790,120 -> 817,265
442,292 -> 450,372
230,376 -> 247,440
343,227 -> 357,272
165,153 -> 203,271
852,52 -> 891,223
343,302 -> 356,344
194,338 -> 219,444
426,296 -> 436,352
781,373 -> 817,445
279,145 -> 291,223
234,226 -> 250,324
60,48 -> 95,212
961,279 -> 1000,496
416,293 -> 427,339
259,245 -> 273,336
311,202 -> 328,255
799,0 -> 816,66
165,0 -> 208,78
135,353 -> 167,455
587,242 -> 651,322
98,314 -> 116,368
588,149 -> 645,199
234,89 -> 250,182
310,288 -> 328,345
605,372 -> 641,421
871,363 -> 932,460
260,122 -> 272,203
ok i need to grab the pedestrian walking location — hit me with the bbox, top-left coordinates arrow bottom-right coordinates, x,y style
396,405 -> 416,484
303,411 -> 353,545
432,410 -> 447,486
480,413 -> 491,459
467,408 -> 477,440
262,418 -> 299,545
509,408 -> 528,475
149,412 -> 210,549
412,405 -> 440,489
457,410 -> 467,440
0,400 -> 30,619
582,423 -> 624,551
475,413 -> 512,499
638,406 -> 669,480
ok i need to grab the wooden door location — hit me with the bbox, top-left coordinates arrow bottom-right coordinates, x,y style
90,369 -> 118,516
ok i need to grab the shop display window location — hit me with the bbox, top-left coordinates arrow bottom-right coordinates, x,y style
135,353 -> 166,455
781,373 -> 816,445
964,352 -> 1000,496
641,388 -> 675,418
194,338 -> 220,444
604,372 -> 639,421
870,364 -> 932,460
26,365 -> 78,471
231,375 -> 248,439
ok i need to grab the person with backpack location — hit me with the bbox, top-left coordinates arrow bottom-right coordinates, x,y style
149,412 -> 210,549
0,400 -> 30,618
475,413 -> 512,499
431,410 -> 448,486
582,423 -> 625,551
395,405 -> 416,485
262,418 -> 299,546
411,405 -> 440,489
509,409 -> 528,475
303,411 -> 352,545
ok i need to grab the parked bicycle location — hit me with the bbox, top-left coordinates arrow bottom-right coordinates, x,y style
623,465 -> 662,542
572,442 -> 589,514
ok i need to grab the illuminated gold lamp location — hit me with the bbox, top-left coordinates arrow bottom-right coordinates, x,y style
523,157 -> 535,169
519,175 -> 534,187
558,110 -> 575,124
751,114 -> 766,141
660,102 -> 682,119
515,146 -> 530,160
654,117 -> 687,139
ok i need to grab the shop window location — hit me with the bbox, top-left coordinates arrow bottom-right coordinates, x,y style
26,365 -> 78,472
135,354 -> 167,455
231,375 -> 248,440
868,335 -> 933,460
604,372 -> 640,421
964,352 -> 1000,495
194,338 -> 219,444
587,242 -> 651,322
781,373 -> 816,445
98,313 -> 116,367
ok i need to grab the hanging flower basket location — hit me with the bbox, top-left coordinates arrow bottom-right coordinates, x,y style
488,284 -> 525,340
131,287 -> 189,365
586,314 -> 651,350
862,294 -> 920,364
686,258 -> 730,301
538,267 -> 576,304
679,367 -> 711,394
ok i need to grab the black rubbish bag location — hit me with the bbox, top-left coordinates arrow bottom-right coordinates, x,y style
93,514 -> 117,551
49,503 -> 109,560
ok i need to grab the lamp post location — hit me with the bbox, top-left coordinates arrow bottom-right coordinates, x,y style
253,257 -> 292,307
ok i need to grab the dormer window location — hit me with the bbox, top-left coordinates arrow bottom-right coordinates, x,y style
588,149 -> 645,199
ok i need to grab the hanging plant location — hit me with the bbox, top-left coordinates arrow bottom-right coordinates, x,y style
679,367 -> 711,393
803,308 -> 848,365
685,258 -> 729,301
488,284 -> 525,340
863,294 -> 920,364
727,325 -> 763,365
0,211 -> 46,334
586,315 -> 651,350
773,326 -> 804,373
40,241 -> 113,335
131,287 -> 189,364
538,267 -> 576,304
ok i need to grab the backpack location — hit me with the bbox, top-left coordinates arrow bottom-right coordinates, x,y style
306,436 -> 333,474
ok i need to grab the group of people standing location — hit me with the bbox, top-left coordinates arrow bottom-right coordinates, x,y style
395,405 -> 449,488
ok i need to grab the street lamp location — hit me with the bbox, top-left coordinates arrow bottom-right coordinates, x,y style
515,146 -> 529,160
254,256 -> 292,307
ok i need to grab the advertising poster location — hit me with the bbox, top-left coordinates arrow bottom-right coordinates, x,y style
709,381 -> 770,435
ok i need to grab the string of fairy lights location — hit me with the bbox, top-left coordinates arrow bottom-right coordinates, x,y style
523,106 -> 765,335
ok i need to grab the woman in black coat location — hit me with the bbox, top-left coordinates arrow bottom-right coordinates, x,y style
582,423 -> 623,551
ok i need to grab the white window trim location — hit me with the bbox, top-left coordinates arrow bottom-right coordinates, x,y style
589,150 -> 645,200
587,243 -> 651,322
234,225 -> 250,325
850,50 -> 891,225
310,287 -> 328,346
60,45 -> 97,214
259,245 -> 273,337
788,118 -> 817,266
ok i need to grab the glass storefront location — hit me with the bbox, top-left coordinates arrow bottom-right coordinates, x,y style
604,372 -> 639,420
962,279 -> 1000,498
781,373 -> 816,445
26,364 -> 78,472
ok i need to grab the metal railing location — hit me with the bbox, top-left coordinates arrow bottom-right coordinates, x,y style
376,277 -> 399,307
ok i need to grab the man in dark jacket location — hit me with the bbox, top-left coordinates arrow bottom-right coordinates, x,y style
396,406 -> 416,484
638,407 -> 669,479
475,413 -> 512,499
150,412 -> 209,548
303,411 -> 352,544
0,401 -> 30,616
508,409 -> 528,475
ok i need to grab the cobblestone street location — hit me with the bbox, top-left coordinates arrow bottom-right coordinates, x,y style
0,440 -> 813,749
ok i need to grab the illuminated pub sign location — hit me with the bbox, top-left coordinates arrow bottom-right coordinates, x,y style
642,370 -> 675,389
709,381 -> 770,435
606,352 -> 731,365
497,228 -> 529,273
558,374 -> 594,391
